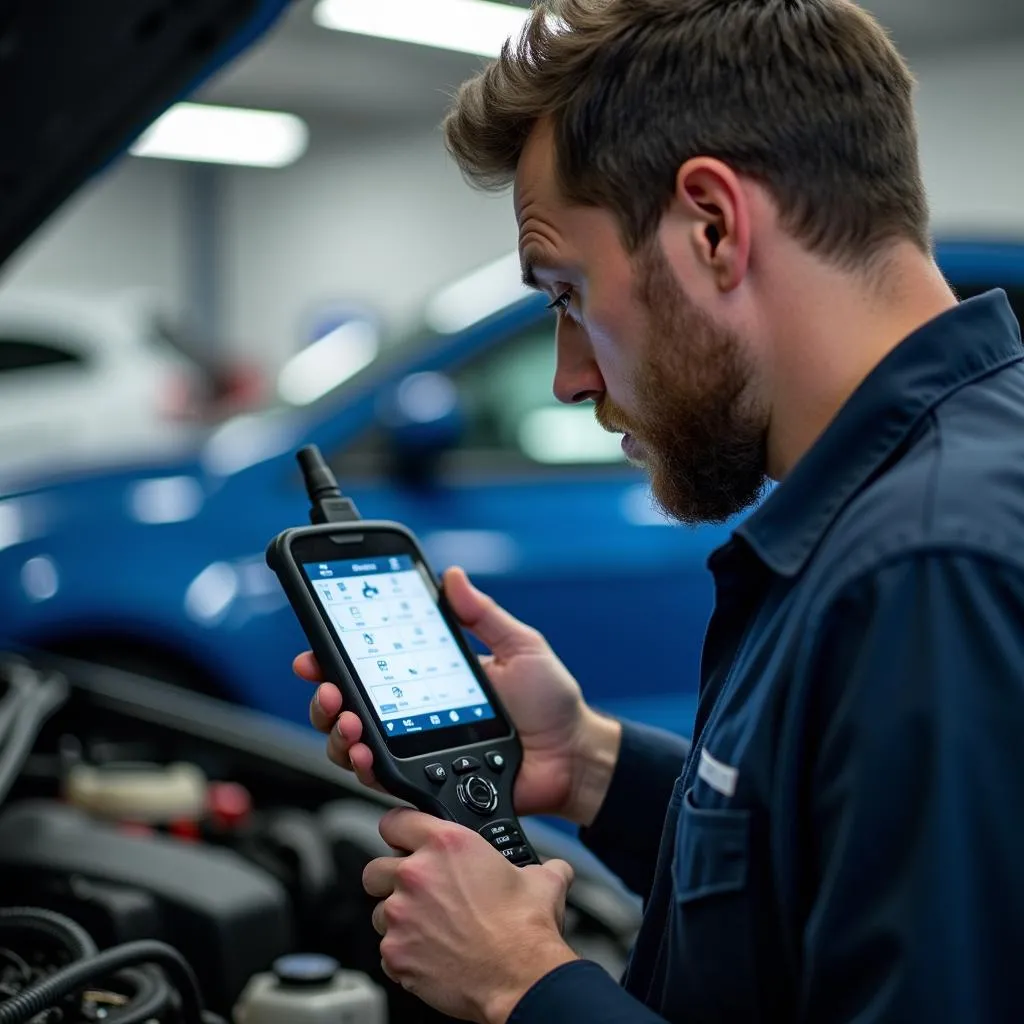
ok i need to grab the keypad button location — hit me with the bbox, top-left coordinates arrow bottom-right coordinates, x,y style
479,819 -> 514,841
484,751 -> 507,773
451,756 -> 481,775
506,845 -> 532,864
493,833 -> 514,847
424,763 -> 447,784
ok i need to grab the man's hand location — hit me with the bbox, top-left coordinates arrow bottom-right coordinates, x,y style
365,808 -> 579,1023
297,566 -> 622,826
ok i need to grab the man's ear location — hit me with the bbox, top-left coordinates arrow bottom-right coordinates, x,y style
671,157 -> 751,292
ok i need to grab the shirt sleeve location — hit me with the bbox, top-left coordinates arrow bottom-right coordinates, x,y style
800,550 -> 1024,1023
578,719 -> 691,899
509,961 -> 669,1024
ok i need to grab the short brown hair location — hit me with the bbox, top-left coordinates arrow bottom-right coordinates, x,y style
443,0 -> 930,266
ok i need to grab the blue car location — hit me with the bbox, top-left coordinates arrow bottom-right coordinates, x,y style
0,242 -> 1021,737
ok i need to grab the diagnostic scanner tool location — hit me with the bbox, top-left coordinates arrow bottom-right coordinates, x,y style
266,446 -> 539,866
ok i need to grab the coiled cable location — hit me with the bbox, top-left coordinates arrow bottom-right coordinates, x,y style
0,940 -> 203,1024
104,967 -> 172,1024
0,907 -> 97,963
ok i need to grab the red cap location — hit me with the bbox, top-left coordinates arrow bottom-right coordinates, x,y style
207,781 -> 253,829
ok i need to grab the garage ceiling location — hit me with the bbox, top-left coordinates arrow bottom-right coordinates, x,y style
199,0 -> 1024,124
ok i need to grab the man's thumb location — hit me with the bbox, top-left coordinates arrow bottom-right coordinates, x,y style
443,566 -> 538,657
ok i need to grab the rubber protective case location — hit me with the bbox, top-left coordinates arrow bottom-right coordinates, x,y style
266,521 -> 538,862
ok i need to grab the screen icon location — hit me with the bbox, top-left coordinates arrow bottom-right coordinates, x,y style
363,632 -> 375,646
389,558 -> 401,571
449,710 -> 460,722
473,707 -> 483,718
391,686 -> 404,698
362,581 -> 380,599
429,714 -> 441,725
377,659 -> 389,673
386,722 -> 395,731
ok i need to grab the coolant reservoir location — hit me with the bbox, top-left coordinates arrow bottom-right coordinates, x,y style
233,954 -> 387,1024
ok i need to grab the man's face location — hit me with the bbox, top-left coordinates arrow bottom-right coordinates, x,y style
515,122 -> 768,524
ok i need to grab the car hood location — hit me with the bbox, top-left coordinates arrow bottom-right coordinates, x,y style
0,0 -> 291,272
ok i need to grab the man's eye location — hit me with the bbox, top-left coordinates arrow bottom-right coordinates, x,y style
546,288 -> 574,315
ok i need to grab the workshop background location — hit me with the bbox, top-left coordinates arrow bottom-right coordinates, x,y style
1,0 -> 1024,739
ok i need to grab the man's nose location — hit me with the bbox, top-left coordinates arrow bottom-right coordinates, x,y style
552,319 -> 604,405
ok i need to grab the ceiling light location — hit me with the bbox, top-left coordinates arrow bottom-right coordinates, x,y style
425,251 -> 533,333
130,103 -> 309,168
313,0 -> 530,57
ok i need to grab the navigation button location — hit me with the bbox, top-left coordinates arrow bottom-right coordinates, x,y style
424,763 -> 447,785
484,751 -> 506,773
505,845 -> 532,864
456,775 -> 498,815
451,756 -> 481,775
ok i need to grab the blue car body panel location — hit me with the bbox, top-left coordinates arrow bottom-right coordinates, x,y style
0,242 -> 1021,738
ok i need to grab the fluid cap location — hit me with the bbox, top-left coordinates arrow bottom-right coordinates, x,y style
272,954 -> 340,988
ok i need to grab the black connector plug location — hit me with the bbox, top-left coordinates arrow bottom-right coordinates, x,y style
297,445 -> 361,524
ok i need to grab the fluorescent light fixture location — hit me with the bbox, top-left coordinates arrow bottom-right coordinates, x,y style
425,251 -> 533,334
518,407 -> 627,465
278,320 -> 380,405
130,102 -> 308,168
313,0 -> 530,57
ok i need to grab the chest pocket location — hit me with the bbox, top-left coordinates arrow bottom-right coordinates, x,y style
666,786 -> 761,1023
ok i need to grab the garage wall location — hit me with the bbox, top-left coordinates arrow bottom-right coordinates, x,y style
913,39 -> 1024,236
219,125 -> 513,364
0,37 -> 1022,370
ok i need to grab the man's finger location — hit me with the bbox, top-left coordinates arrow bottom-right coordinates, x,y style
293,652 -> 323,681
378,807 -> 450,852
310,683 -> 343,733
532,858 -> 575,896
363,856 -> 403,898
371,901 -> 387,937
443,566 -> 541,658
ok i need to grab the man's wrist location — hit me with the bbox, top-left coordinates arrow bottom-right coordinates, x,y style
479,939 -> 580,1024
564,709 -> 623,828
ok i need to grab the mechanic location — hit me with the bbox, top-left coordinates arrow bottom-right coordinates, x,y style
296,0 -> 1024,1021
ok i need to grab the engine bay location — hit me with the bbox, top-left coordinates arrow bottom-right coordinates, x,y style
0,654 -> 639,1024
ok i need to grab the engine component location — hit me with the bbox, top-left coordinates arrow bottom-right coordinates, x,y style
0,939 -> 202,1024
233,954 -> 386,1024
0,801 -> 292,1012
64,762 -> 207,824
0,906 -> 97,963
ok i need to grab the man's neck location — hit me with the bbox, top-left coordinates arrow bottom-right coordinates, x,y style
762,241 -> 958,480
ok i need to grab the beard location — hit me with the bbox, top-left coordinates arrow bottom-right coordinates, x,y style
595,241 -> 769,525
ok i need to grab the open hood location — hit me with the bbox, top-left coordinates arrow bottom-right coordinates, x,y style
0,0 -> 291,272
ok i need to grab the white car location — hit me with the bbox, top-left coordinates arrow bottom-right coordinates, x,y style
0,288 -> 263,484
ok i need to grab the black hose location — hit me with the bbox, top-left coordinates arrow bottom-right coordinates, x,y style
0,665 -> 33,753
0,672 -> 69,805
0,908 -> 97,963
0,941 -> 203,1024
104,967 -> 172,1024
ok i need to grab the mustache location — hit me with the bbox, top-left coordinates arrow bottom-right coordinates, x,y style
594,397 -> 633,435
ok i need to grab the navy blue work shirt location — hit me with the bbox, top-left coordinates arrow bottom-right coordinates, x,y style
511,290 -> 1024,1023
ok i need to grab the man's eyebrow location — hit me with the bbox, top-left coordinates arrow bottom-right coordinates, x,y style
520,253 -> 556,290
521,256 -> 538,289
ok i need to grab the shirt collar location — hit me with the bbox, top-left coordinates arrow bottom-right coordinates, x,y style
734,289 -> 1023,578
